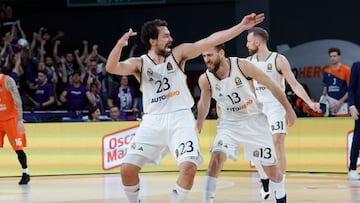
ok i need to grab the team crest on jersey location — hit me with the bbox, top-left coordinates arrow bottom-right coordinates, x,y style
267,63 -> 272,71
175,149 -> 179,158
253,149 -> 260,158
217,140 -> 223,146
167,62 -> 173,71
234,77 -> 242,86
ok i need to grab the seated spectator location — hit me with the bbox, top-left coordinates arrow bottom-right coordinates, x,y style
60,70 -> 95,116
107,75 -> 138,120
88,105 -> 101,122
108,106 -> 120,121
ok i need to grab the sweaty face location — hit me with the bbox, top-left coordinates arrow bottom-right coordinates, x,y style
202,48 -> 221,74
246,33 -> 259,56
154,26 -> 173,57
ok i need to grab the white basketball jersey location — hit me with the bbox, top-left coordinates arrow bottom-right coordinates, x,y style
206,57 -> 264,121
140,54 -> 194,114
250,52 -> 285,103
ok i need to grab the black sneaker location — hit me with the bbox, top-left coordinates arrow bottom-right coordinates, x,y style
19,173 -> 30,185
276,194 -> 287,203
260,178 -> 270,200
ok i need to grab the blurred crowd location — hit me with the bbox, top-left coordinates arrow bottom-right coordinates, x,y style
0,4 -> 142,121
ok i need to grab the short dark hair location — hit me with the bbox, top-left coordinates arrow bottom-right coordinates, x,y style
214,43 -> 225,52
328,47 -> 341,56
88,105 -> 99,120
140,19 -> 168,50
248,27 -> 269,41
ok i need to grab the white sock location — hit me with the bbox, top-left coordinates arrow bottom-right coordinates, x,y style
253,160 -> 268,179
123,184 -> 140,203
23,168 -> 29,174
170,183 -> 189,203
270,178 -> 286,199
203,176 -> 217,203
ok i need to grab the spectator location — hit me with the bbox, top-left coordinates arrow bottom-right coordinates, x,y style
33,70 -> 55,110
53,40 -> 79,77
53,56 -> 68,108
59,70 -> 95,116
89,81 -> 104,113
108,105 -> 120,121
107,75 -> 138,120
88,105 -> 101,122
320,47 -> 351,117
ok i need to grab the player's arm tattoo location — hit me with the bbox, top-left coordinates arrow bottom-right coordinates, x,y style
6,77 -> 23,121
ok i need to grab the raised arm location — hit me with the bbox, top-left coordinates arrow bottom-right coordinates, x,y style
105,28 -> 141,78
196,73 -> 212,133
173,13 -> 265,66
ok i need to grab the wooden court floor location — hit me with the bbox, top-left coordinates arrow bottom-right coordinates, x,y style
0,171 -> 359,203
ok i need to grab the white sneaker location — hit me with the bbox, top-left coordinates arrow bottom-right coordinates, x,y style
348,170 -> 360,180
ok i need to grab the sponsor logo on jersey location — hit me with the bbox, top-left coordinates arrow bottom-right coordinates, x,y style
151,90 -> 180,103
256,86 -> 266,91
226,99 -> 253,111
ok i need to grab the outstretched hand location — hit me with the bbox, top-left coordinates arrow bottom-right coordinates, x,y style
309,102 -> 320,112
240,13 -> 265,30
118,28 -> 137,47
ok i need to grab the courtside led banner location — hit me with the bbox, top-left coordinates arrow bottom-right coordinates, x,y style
102,125 -> 139,170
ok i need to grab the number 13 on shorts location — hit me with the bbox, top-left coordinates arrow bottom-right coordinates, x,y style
244,145 -> 276,164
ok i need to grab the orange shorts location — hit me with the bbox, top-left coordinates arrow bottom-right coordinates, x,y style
0,118 -> 27,151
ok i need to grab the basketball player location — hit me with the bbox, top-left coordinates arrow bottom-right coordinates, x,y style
197,44 -> 295,203
321,47 -> 351,117
106,13 -> 265,203
0,70 -> 30,185
246,27 -> 319,199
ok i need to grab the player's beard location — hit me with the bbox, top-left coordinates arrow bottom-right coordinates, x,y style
208,60 -> 221,74
248,47 -> 258,56
156,47 -> 171,57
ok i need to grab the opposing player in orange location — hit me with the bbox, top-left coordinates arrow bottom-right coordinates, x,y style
0,68 -> 30,184
320,47 -> 351,117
